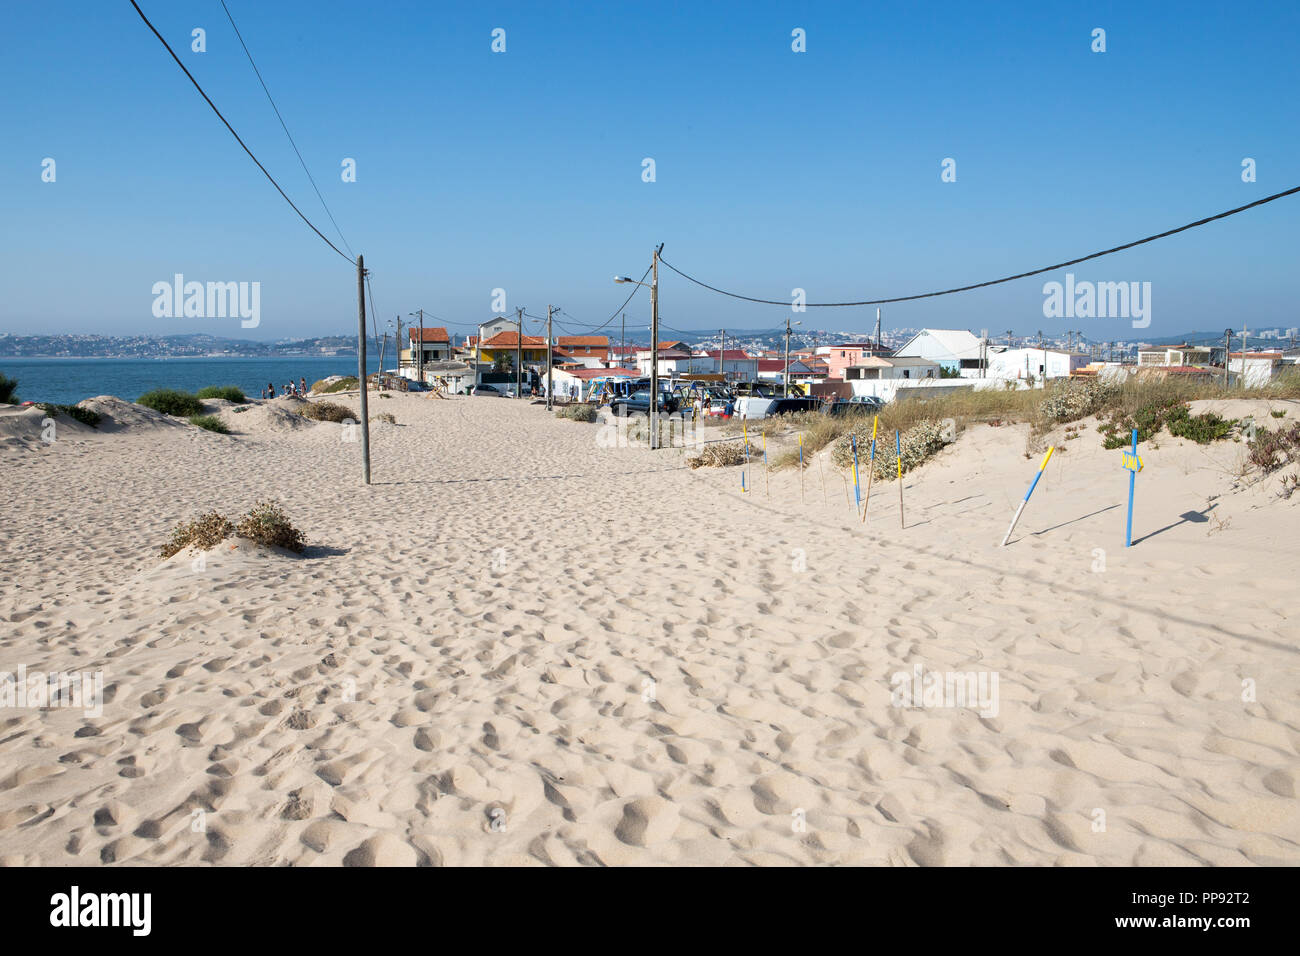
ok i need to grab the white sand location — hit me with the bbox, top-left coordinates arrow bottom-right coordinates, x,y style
0,392 -> 1297,865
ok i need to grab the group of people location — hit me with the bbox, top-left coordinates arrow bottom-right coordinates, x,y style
262,377 -> 308,400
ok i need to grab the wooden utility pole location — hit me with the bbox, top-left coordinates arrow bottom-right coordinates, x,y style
515,306 -> 524,398
356,254 -> 371,485
719,328 -> 726,385
394,315 -> 403,379
546,305 -> 554,411
783,316 -> 792,397
1224,328 -> 1233,387
649,243 -> 662,449
1240,326 -> 1249,385
475,322 -> 482,392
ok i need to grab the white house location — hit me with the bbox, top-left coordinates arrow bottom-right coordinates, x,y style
892,329 -> 985,376
986,347 -> 1089,384
1228,351 -> 1283,388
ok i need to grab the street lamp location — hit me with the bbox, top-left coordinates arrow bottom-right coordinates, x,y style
613,246 -> 663,448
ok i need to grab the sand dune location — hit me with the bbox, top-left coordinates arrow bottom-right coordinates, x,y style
0,392 -> 1296,866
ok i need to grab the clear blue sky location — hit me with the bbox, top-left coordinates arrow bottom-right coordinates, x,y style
3,0 -> 1296,343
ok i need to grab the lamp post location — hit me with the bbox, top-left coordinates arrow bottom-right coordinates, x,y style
615,243 -> 664,449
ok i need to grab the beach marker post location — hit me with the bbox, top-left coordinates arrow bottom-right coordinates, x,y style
861,416 -> 878,524
851,435 -> 862,513
763,429 -> 769,496
896,429 -> 905,528
1122,429 -> 1142,547
1000,445 -> 1055,546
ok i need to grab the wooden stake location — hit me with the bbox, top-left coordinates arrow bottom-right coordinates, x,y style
861,416 -> 878,524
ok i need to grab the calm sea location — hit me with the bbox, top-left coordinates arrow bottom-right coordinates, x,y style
1,356 -> 382,406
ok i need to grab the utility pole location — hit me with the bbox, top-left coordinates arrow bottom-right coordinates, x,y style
515,306 -> 524,399
783,315 -> 793,397
719,328 -> 726,385
1240,325 -> 1248,385
649,243 -> 662,449
1038,329 -> 1045,384
874,307 -> 882,352
1223,328 -> 1233,386
475,321 -> 482,392
1006,329 -> 1014,349
356,254 -> 371,485
546,305 -> 554,411
621,312 -> 626,369
395,315 -> 403,379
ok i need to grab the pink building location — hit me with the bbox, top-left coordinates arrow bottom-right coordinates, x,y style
823,343 -> 890,380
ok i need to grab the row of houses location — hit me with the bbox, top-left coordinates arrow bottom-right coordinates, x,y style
394,321 -> 1298,397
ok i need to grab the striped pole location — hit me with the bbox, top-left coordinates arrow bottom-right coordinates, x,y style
1001,445 -> 1055,546
1125,428 -> 1137,547
861,415 -> 878,524
851,435 -> 862,512
896,428 -> 904,529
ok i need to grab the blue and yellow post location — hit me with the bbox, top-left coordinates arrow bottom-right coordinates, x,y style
1001,445 -> 1055,546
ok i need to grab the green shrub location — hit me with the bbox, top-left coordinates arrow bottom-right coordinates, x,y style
138,389 -> 204,417
556,403 -> 597,422
1165,405 -> 1235,444
189,414 -> 231,434
1098,398 -> 1184,448
687,441 -> 750,468
0,373 -> 18,404
235,500 -> 304,553
300,401 -> 357,423
159,511 -> 234,559
1247,423 -> 1300,475
36,402 -> 102,427
196,385 -> 246,403
832,418 -> 948,480
311,377 -> 358,394
1038,378 -> 1117,426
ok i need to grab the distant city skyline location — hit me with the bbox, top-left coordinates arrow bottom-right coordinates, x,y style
4,2 -> 1297,340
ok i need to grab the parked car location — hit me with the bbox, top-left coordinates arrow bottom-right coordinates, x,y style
471,384 -> 504,396
764,397 -> 822,417
609,389 -> 678,416
827,394 -> 885,416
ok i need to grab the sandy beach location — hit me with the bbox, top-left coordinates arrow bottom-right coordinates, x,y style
0,392 -> 1297,866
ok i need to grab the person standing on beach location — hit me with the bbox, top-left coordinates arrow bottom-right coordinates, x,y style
267,382 -> 275,399
300,376 -> 308,397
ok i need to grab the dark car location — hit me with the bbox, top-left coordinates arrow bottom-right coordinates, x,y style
764,397 -> 822,416
471,384 -> 504,396
609,389 -> 678,416
827,395 -> 885,416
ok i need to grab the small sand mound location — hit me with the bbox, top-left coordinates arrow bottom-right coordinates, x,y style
78,396 -> 185,432
0,404 -> 93,447
222,401 -> 316,435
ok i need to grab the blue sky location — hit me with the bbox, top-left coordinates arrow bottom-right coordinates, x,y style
2,0 -> 1297,343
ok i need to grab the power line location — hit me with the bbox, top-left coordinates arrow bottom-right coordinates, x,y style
128,0 -> 354,264
658,184 -> 1300,307
218,0 -> 354,258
